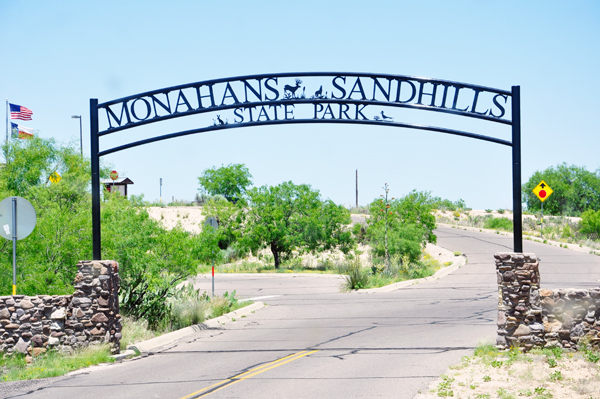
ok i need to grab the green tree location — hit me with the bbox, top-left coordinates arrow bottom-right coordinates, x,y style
240,181 -> 352,269
201,195 -> 244,250
580,209 -> 600,240
522,164 -> 600,216
366,189 -> 437,264
198,163 -> 253,203
0,139 -> 204,329
195,224 -> 223,264
0,138 -> 94,295
102,194 -> 201,327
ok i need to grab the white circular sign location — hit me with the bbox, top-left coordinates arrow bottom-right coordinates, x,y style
0,197 -> 37,240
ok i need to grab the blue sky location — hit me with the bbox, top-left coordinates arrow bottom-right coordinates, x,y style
1,1 -> 598,210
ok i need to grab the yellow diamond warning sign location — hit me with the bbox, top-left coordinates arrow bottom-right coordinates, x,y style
533,180 -> 553,202
49,171 -> 61,184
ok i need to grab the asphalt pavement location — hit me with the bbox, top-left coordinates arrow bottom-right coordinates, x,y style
5,227 -> 600,399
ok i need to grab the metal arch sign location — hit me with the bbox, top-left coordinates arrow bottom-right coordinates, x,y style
89,72 -> 523,259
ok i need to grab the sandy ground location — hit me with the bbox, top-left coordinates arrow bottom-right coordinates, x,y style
414,350 -> 600,399
146,206 -> 205,234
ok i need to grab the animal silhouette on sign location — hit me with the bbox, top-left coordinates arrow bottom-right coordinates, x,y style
315,85 -> 323,97
213,115 -> 228,126
375,111 -> 393,121
311,85 -> 328,99
284,79 -> 303,98
380,111 -> 393,120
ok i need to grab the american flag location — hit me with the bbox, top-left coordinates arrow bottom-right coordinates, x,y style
9,103 -> 33,120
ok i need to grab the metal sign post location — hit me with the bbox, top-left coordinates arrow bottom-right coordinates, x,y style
12,198 -> 16,295
110,170 -> 118,193
533,180 -> 553,240
205,217 -> 219,297
0,196 -> 37,295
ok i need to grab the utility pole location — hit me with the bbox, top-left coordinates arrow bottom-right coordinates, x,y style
355,169 -> 358,209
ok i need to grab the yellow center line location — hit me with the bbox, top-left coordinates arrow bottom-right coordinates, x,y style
179,350 -> 319,399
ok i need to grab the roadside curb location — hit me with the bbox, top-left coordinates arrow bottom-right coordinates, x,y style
353,254 -> 467,294
112,301 -> 265,358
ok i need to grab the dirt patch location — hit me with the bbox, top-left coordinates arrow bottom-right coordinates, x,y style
414,348 -> 600,399
147,206 -> 205,234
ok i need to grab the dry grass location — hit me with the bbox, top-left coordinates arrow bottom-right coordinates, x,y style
414,342 -> 600,399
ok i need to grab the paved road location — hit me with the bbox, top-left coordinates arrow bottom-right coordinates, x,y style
8,227 -> 600,399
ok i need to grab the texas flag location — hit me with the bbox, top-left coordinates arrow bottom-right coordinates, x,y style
10,122 -> 34,139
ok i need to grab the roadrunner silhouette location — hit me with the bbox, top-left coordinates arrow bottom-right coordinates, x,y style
381,111 -> 393,120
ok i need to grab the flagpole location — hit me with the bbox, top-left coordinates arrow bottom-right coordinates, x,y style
5,99 -> 8,146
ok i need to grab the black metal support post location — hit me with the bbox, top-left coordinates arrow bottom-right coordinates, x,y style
89,73 -> 522,259
90,99 -> 101,260
511,86 -> 523,253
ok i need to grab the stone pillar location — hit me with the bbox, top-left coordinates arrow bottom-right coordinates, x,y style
495,252 -> 543,350
69,260 -> 121,354
1,260 -> 121,355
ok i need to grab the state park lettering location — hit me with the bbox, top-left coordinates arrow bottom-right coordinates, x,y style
99,74 -> 511,132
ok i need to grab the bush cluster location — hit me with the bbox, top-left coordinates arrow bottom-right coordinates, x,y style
0,138 -> 206,329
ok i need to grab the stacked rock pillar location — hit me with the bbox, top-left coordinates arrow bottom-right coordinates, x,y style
69,260 -> 122,354
0,260 -> 121,355
496,253 -> 543,350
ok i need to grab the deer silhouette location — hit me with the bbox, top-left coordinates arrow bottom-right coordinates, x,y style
284,79 -> 303,98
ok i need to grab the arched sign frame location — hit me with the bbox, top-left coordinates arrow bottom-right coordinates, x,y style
90,72 -> 522,260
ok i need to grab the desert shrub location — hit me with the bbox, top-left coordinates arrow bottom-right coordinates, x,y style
367,189 -> 436,266
368,224 -> 424,264
220,245 -> 244,263
484,217 -> 513,231
207,290 -> 240,318
168,285 -> 211,331
352,223 -> 367,245
348,205 -> 369,214
120,316 -> 156,350
340,257 -> 369,290
103,194 -> 201,328
580,209 -> 600,240
431,197 -> 466,211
